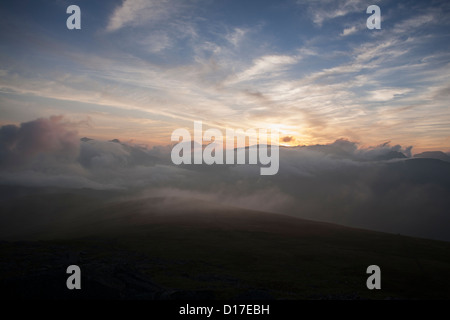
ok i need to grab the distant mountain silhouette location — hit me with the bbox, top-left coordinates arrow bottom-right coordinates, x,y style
414,151 -> 450,162
370,150 -> 406,161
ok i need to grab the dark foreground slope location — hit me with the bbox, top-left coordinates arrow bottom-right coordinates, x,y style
1,188 -> 450,299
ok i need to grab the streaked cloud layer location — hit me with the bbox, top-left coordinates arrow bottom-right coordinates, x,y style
0,0 -> 449,151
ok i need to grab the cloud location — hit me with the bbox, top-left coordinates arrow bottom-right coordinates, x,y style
139,32 -> 172,53
0,116 -> 80,168
0,117 -> 414,190
293,139 -> 412,162
226,28 -> 248,47
393,13 -> 437,34
341,25 -> 357,36
366,88 -> 412,102
1,116 -> 449,241
230,55 -> 300,84
297,0 -> 365,26
106,0 -> 178,32
432,84 -> 450,100
281,136 -> 295,143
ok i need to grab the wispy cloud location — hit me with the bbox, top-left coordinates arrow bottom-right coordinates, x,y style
297,0 -> 365,26
106,0 -> 179,32
139,32 -> 172,53
341,25 -> 357,36
229,54 -> 300,84
226,28 -> 248,47
366,88 -> 411,102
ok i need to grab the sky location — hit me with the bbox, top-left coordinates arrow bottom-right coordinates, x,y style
1,0 -> 450,152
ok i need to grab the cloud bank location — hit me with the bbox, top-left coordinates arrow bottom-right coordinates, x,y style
0,116 -> 79,168
1,117 -> 449,241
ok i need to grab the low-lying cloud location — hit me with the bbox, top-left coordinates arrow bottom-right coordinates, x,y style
0,116 -> 79,168
1,117 -> 450,241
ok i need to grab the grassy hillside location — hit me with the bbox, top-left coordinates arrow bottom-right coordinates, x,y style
1,190 -> 450,299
